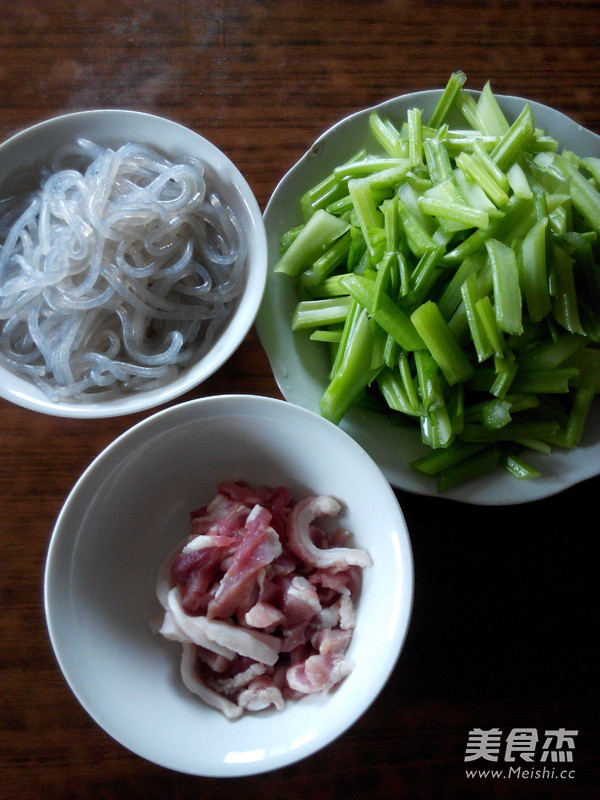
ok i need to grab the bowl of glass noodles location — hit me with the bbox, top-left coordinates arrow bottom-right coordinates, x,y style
0,110 -> 267,417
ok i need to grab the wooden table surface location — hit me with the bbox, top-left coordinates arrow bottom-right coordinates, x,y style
1,2 -> 599,798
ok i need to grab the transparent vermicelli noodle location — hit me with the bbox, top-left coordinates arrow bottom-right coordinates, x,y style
0,140 -> 247,401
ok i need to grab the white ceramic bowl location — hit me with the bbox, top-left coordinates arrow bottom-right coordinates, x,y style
44,394 -> 413,776
0,110 -> 267,418
257,90 -> 600,505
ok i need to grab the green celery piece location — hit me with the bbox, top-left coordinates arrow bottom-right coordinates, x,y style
334,157 -> 409,180
474,295 -> 506,359
369,112 -> 407,157
549,240 -> 585,335
396,197 -> 439,256
481,397 -> 513,429
384,195 -> 400,251
550,152 -> 600,235
275,210 -> 350,276
308,273 -> 353,298
476,81 -> 510,136
521,216 -> 552,322
300,231 -> 352,288
339,273 -> 425,350
428,71 -> 467,128
348,178 -> 383,256
509,367 -> 578,393
456,90 -> 487,132
486,238 -> 523,335
373,251 -> 395,313
411,441 -> 487,475
473,140 -> 511,191
410,300 -> 475,386
398,350 -> 421,411
456,151 -> 510,207
414,350 -> 454,448
437,254 -> 485,320
320,307 -> 383,424
444,134 -> 500,156
507,162 -> 533,199
500,451 -> 541,480
376,366 -> 420,415
461,273 -> 493,362
581,156 -> 600,185
402,245 -> 446,310
418,194 -> 490,231
423,137 -> 453,183
309,329 -> 343,343
490,357 -> 518,398
490,103 -> 536,171
437,446 -> 502,491
291,296 -> 352,330
407,107 -> 423,167
383,333 -> 400,368
300,149 -> 366,219
460,420 -> 560,443
517,332 -> 587,370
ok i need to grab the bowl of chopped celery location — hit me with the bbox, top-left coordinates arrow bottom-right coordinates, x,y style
257,73 -> 600,505
0,110 -> 267,418
44,394 -> 413,775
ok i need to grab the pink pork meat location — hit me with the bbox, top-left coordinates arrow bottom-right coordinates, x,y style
153,481 -> 371,719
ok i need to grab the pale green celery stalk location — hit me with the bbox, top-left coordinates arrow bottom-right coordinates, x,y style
452,167 -> 499,214
517,333 -> 587,370
384,194 -> 399,250
513,437 -> 552,454
369,112 -> 407,157
428,71 -> 467,127
418,195 -> 490,230
473,141 -> 511,192
348,178 -> 383,257
500,451 -> 541,480
520,216 -> 551,322
414,350 -> 454,448
383,334 -> 400,369
444,135 -> 500,156
396,197 -> 439,256
403,245 -> 446,309
490,357 -> 518,398
334,157 -> 409,180
411,300 -> 474,386
320,307 -> 383,424
411,440 -> 488,475
564,352 -> 600,447
461,273 -> 493,362
407,107 -> 423,167
437,446 -> 502,491
291,296 -> 353,330
476,81 -> 510,135
550,153 -> 600,235
339,273 -> 425,350
455,90 -> 487,132
397,182 -> 437,235
397,250 -> 411,298
506,162 -> 533,198
309,273 -> 354,298
309,329 -> 343,343
549,241 -> 585,335
399,350 -> 421,411
376,366 -> 419,415
486,238 -> 523,335
481,397 -> 513,429
361,163 -> 413,191
373,251 -> 395,313
443,196 -> 532,264
581,157 -> 600,185
300,231 -> 352,288
510,367 -> 578,393
490,104 -> 536,171
275,210 -> 350,276
456,151 -> 510,207
300,149 -> 366,219
460,420 -> 560,443
533,186 -> 549,220
330,298 -> 361,379
437,254 -> 484,319
474,295 -> 506,359
423,137 -> 453,183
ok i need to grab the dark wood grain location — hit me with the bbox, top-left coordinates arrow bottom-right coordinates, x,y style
1,2 -> 599,798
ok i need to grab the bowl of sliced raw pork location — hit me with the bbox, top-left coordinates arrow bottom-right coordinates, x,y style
44,393 -> 414,776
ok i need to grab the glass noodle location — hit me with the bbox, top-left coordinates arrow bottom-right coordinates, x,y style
0,140 -> 247,401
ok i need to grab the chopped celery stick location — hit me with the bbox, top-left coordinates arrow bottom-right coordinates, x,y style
398,182 -> 437,235
581,156 -> 600,185
383,333 -> 400,368
474,295 -> 506,358
453,167 -> 499,214
418,195 -> 490,230
330,298 -> 361,379
399,350 -> 421,412
275,210 -> 350,276
300,149 -> 366,219
513,437 -> 552,454
444,135 -> 500,155
396,198 -> 438,256
373,251 -> 395,313
549,241 -> 585,335
407,107 -> 423,167
481,398 -> 513,429
550,153 -> 600,234
301,231 -> 352,288
456,90 -> 487,132
500,451 -> 541,480
437,446 -> 502,491
320,308 -> 383,424
473,140 -> 511,192
517,333 -> 586,370
423,137 -> 453,183
291,296 -> 352,330
377,367 -> 419,415
506,162 -> 533,198
411,300 -> 474,386
437,254 -> 484,320
411,440 -> 487,475
476,81 -> 510,136
369,112 -> 407,157
460,420 -> 560,443
340,273 -> 425,350
456,151 -> 510,207
490,357 -> 518,398
403,245 -> 446,309
486,238 -> 523,335
509,367 -> 578,393
348,178 -> 383,256
428,70 -> 467,127
309,273 -> 352,298
461,273 -> 493,362
309,329 -> 343,343
490,103 -> 536,171
334,157 -> 409,180
521,216 -> 551,322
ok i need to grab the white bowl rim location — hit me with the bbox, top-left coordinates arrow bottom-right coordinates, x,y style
0,110 -> 268,418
